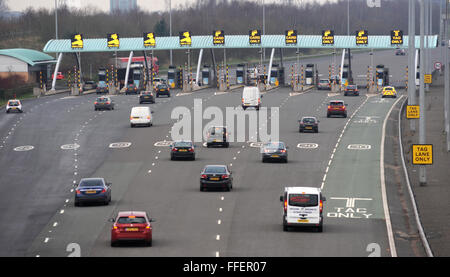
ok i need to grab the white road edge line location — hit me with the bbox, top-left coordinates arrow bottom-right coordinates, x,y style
380,95 -> 404,257
397,97 -> 433,257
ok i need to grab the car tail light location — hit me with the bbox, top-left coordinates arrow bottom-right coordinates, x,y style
328,105 -> 331,109
134,88 -> 137,90
242,98 -> 244,103
147,116 -> 151,120
280,149 -> 286,153
76,189 -> 81,195
320,200 -> 323,213
106,102 -> 110,105
130,116 -> 133,120
113,225 -> 118,230
284,199 -> 287,212
201,174 -> 207,179
172,148 -> 178,152
145,224 -> 151,229
94,102 -> 98,105
188,148 -> 194,152
258,98 -> 261,104
101,188 -> 106,193
222,174 -> 229,179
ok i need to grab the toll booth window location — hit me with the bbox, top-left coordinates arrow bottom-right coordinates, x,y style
289,194 -> 318,207
305,70 -> 313,78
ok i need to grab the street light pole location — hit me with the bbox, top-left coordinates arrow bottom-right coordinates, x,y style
55,0 -> 58,40
419,0 -> 427,185
169,0 -> 173,66
262,0 -> 266,62
446,0 -> 450,151
409,0 -> 416,132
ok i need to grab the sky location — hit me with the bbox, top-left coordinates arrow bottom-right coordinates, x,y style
5,0 -> 334,12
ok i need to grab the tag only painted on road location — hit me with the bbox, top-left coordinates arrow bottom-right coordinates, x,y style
412,144 -> 433,165
406,105 -> 420,119
327,197 -> 373,219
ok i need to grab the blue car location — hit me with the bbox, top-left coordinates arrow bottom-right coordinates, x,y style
74,178 -> 111,206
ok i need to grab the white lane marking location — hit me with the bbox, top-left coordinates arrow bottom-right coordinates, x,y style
216,235 -> 220,240
380,95 -> 404,257
61,144 -> 80,150
347,144 -> 372,150
215,252 -> 220,257
297,143 -> 319,149
219,208 -> 223,212
60,209 -> 64,214
109,142 -> 132,148
217,220 -> 221,225
44,238 -> 49,243
13,145 -> 34,151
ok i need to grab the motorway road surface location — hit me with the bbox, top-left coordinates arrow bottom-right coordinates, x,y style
0,49 -> 432,257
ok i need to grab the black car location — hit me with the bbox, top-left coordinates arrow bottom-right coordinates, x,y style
94,96 -> 115,110
344,85 -> 359,96
200,165 -> 233,191
139,91 -> 155,104
299,117 -> 319,133
261,141 -> 288,163
170,140 -> 196,160
125,83 -> 139,95
74,178 -> 112,206
156,83 -> 170,97
83,80 -> 97,91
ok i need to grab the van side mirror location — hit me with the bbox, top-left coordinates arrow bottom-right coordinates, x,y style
107,183 -> 112,187
108,218 -> 115,223
149,218 -> 156,222
151,111 -> 154,114
280,196 -> 283,202
322,196 -> 327,202
345,104 -> 348,106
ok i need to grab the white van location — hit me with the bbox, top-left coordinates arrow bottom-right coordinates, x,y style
280,187 -> 326,232
241,86 -> 261,110
130,106 -> 153,127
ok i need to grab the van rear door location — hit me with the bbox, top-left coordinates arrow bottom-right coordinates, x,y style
287,193 -> 320,224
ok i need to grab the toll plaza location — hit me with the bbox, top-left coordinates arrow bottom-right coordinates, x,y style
42,32 -> 437,95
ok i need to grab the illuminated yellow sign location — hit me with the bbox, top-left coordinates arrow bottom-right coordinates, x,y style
213,30 -> 225,45
107,33 -> 120,48
179,31 -> 192,46
407,105 -> 420,119
391,30 -> 403,45
425,74 -> 432,84
285,30 -> 297,45
71,34 -> 83,49
356,30 -> 368,45
322,30 -> 334,45
249,29 -> 261,45
144,32 -> 156,47
412,144 -> 433,165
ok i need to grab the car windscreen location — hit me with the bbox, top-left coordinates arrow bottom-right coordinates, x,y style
117,216 -> 147,224
204,166 -> 227,174
289,194 -> 318,207
79,179 -> 104,187
174,141 -> 192,147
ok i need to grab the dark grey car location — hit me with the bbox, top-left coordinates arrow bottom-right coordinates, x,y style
206,126 -> 229,148
261,142 -> 288,163
170,140 -> 195,160
74,178 -> 112,206
299,117 -> 319,133
94,96 -> 115,110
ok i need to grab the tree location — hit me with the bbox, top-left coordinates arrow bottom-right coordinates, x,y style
154,19 -> 169,37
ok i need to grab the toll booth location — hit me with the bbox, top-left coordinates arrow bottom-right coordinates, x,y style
341,64 -> 349,86
236,64 -> 246,85
168,66 -> 177,89
305,64 -> 316,85
278,67 -> 285,86
201,65 -> 211,86
270,64 -> 279,86
376,65 -> 389,87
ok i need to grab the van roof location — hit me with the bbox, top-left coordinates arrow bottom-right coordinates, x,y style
284,187 -> 321,194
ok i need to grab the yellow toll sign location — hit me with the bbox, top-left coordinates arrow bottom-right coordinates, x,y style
144,32 -> 156,47
71,34 -> 83,49
356,30 -> 368,46
249,29 -> 261,45
107,33 -> 120,48
425,74 -> 432,84
406,105 -> 420,119
213,30 -> 225,45
285,29 -> 297,45
322,30 -> 334,45
179,31 -> 192,46
391,30 -> 403,45
412,144 -> 433,165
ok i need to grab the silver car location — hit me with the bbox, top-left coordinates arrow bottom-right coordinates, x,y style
206,126 -> 229,148
261,141 -> 288,163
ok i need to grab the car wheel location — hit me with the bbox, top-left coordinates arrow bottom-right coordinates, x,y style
74,201 -> 79,207
315,128 -> 319,133
171,155 -> 175,161
6,110 -> 9,113
317,224 -> 323,233
283,224 -> 288,232
192,155 -> 196,161
327,114 -> 330,118
146,240 -> 152,247
343,113 -> 347,118
200,186 -> 205,192
225,142 -> 229,148
284,158 -> 288,163
262,158 -> 266,163
206,143 -> 211,148
130,124 -> 134,128
111,241 -> 117,247
19,110 -> 23,113
299,129 -> 303,133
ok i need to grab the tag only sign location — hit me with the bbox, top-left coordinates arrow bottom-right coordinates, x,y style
406,105 -> 420,119
412,144 -> 433,165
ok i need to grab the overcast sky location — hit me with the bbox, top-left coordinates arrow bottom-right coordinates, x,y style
5,0 -> 335,12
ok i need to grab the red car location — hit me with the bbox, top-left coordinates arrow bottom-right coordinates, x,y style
327,100 -> 348,118
52,72 -> 64,80
110,211 -> 155,246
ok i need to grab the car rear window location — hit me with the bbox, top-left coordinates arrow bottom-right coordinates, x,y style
174,141 -> 192,147
302,118 -> 316,123
347,86 -> 357,89
289,194 -> 318,207
97,98 -> 109,102
330,102 -> 343,106
117,216 -> 147,224
8,101 -> 19,106
384,87 -> 393,91
319,80 -> 329,83
209,127 -> 225,135
204,166 -> 227,174
79,179 -> 104,187
264,142 -> 285,149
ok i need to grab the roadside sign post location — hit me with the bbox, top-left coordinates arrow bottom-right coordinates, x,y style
419,0 -> 427,185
